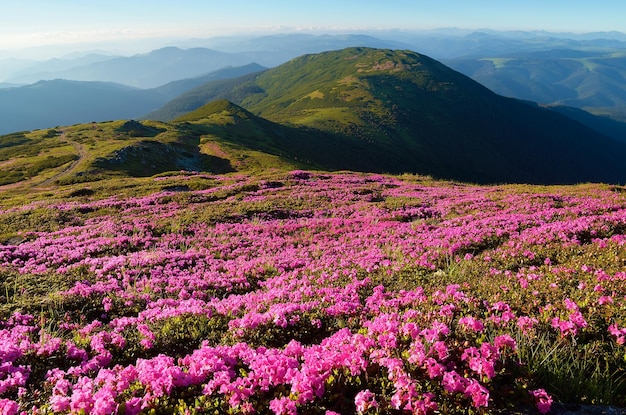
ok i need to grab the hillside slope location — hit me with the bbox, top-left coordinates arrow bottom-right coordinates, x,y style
174,99 -> 393,173
147,47 -> 626,185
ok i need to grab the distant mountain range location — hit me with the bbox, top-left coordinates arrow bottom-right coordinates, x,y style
5,47 -> 256,88
180,30 -> 626,61
181,33 -> 415,67
445,49 -> 626,118
3,31 -> 626,134
2,35 -> 410,88
0,64 -> 264,134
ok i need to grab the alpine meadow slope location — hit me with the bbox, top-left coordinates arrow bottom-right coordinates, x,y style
5,41 -> 626,415
147,47 -> 626,185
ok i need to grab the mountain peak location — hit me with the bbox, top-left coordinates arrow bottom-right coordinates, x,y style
175,99 -> 253,123
146,46 -> 183,56
148,47 -> 626,184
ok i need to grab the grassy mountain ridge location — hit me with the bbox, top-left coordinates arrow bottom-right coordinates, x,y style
0,114 -> 312,189
3,47 -> 626,187
174,99 -> 393,173
147,47 -> 626,184
141,71 -> 266,122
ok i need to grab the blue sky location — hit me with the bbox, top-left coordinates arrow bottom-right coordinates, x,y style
2,0 -> 625,54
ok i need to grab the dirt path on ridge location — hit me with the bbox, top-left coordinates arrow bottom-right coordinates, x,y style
32,130 -> 87,189
0,130 -> 87,192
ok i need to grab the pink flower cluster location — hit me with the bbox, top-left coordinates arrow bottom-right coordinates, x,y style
2,170 -> 626,413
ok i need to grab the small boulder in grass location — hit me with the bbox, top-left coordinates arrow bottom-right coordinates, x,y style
290,170 -> 311,180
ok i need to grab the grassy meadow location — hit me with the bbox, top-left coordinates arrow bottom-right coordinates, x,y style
1,165 -> 626,414
2,46 -> 626,414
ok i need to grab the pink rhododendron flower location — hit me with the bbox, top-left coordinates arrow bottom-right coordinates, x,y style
551,317 -> 577,337
458,316 -> 484,332
408,341 -> 427,366
411,392 -> 438,415
102,297 -> 113,312
464,380 -> 489,408
424,357 -> 445,379
269,396 -> 297,415
569,311 -> 588,329
0,399 -> 19,415
431,340 -> 449,360
442,370 -> 468,393
609,324 -> 626,344
355,389 -> 378,414
494,334 -> 517,351
564,298 -> 579,311
530,389 -> 553,414
517,316 -> 538,333
124,397 -> 142,415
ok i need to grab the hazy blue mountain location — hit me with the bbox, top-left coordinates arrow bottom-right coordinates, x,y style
185,33 -> 415,67
0,64 -> 265,134
0,83 -> 23,89
179,31 -> 626,62
0,58 -> 35,80
394,30 -> 626,59
446,50 -> 626,116
151,63 -> 265,97
6,47 -> 255,88
0,80 -> 157,134
5,53 -> 117,82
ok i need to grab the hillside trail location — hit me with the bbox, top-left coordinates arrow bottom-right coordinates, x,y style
31,130 -> 86,190
0,129 -> 87,193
